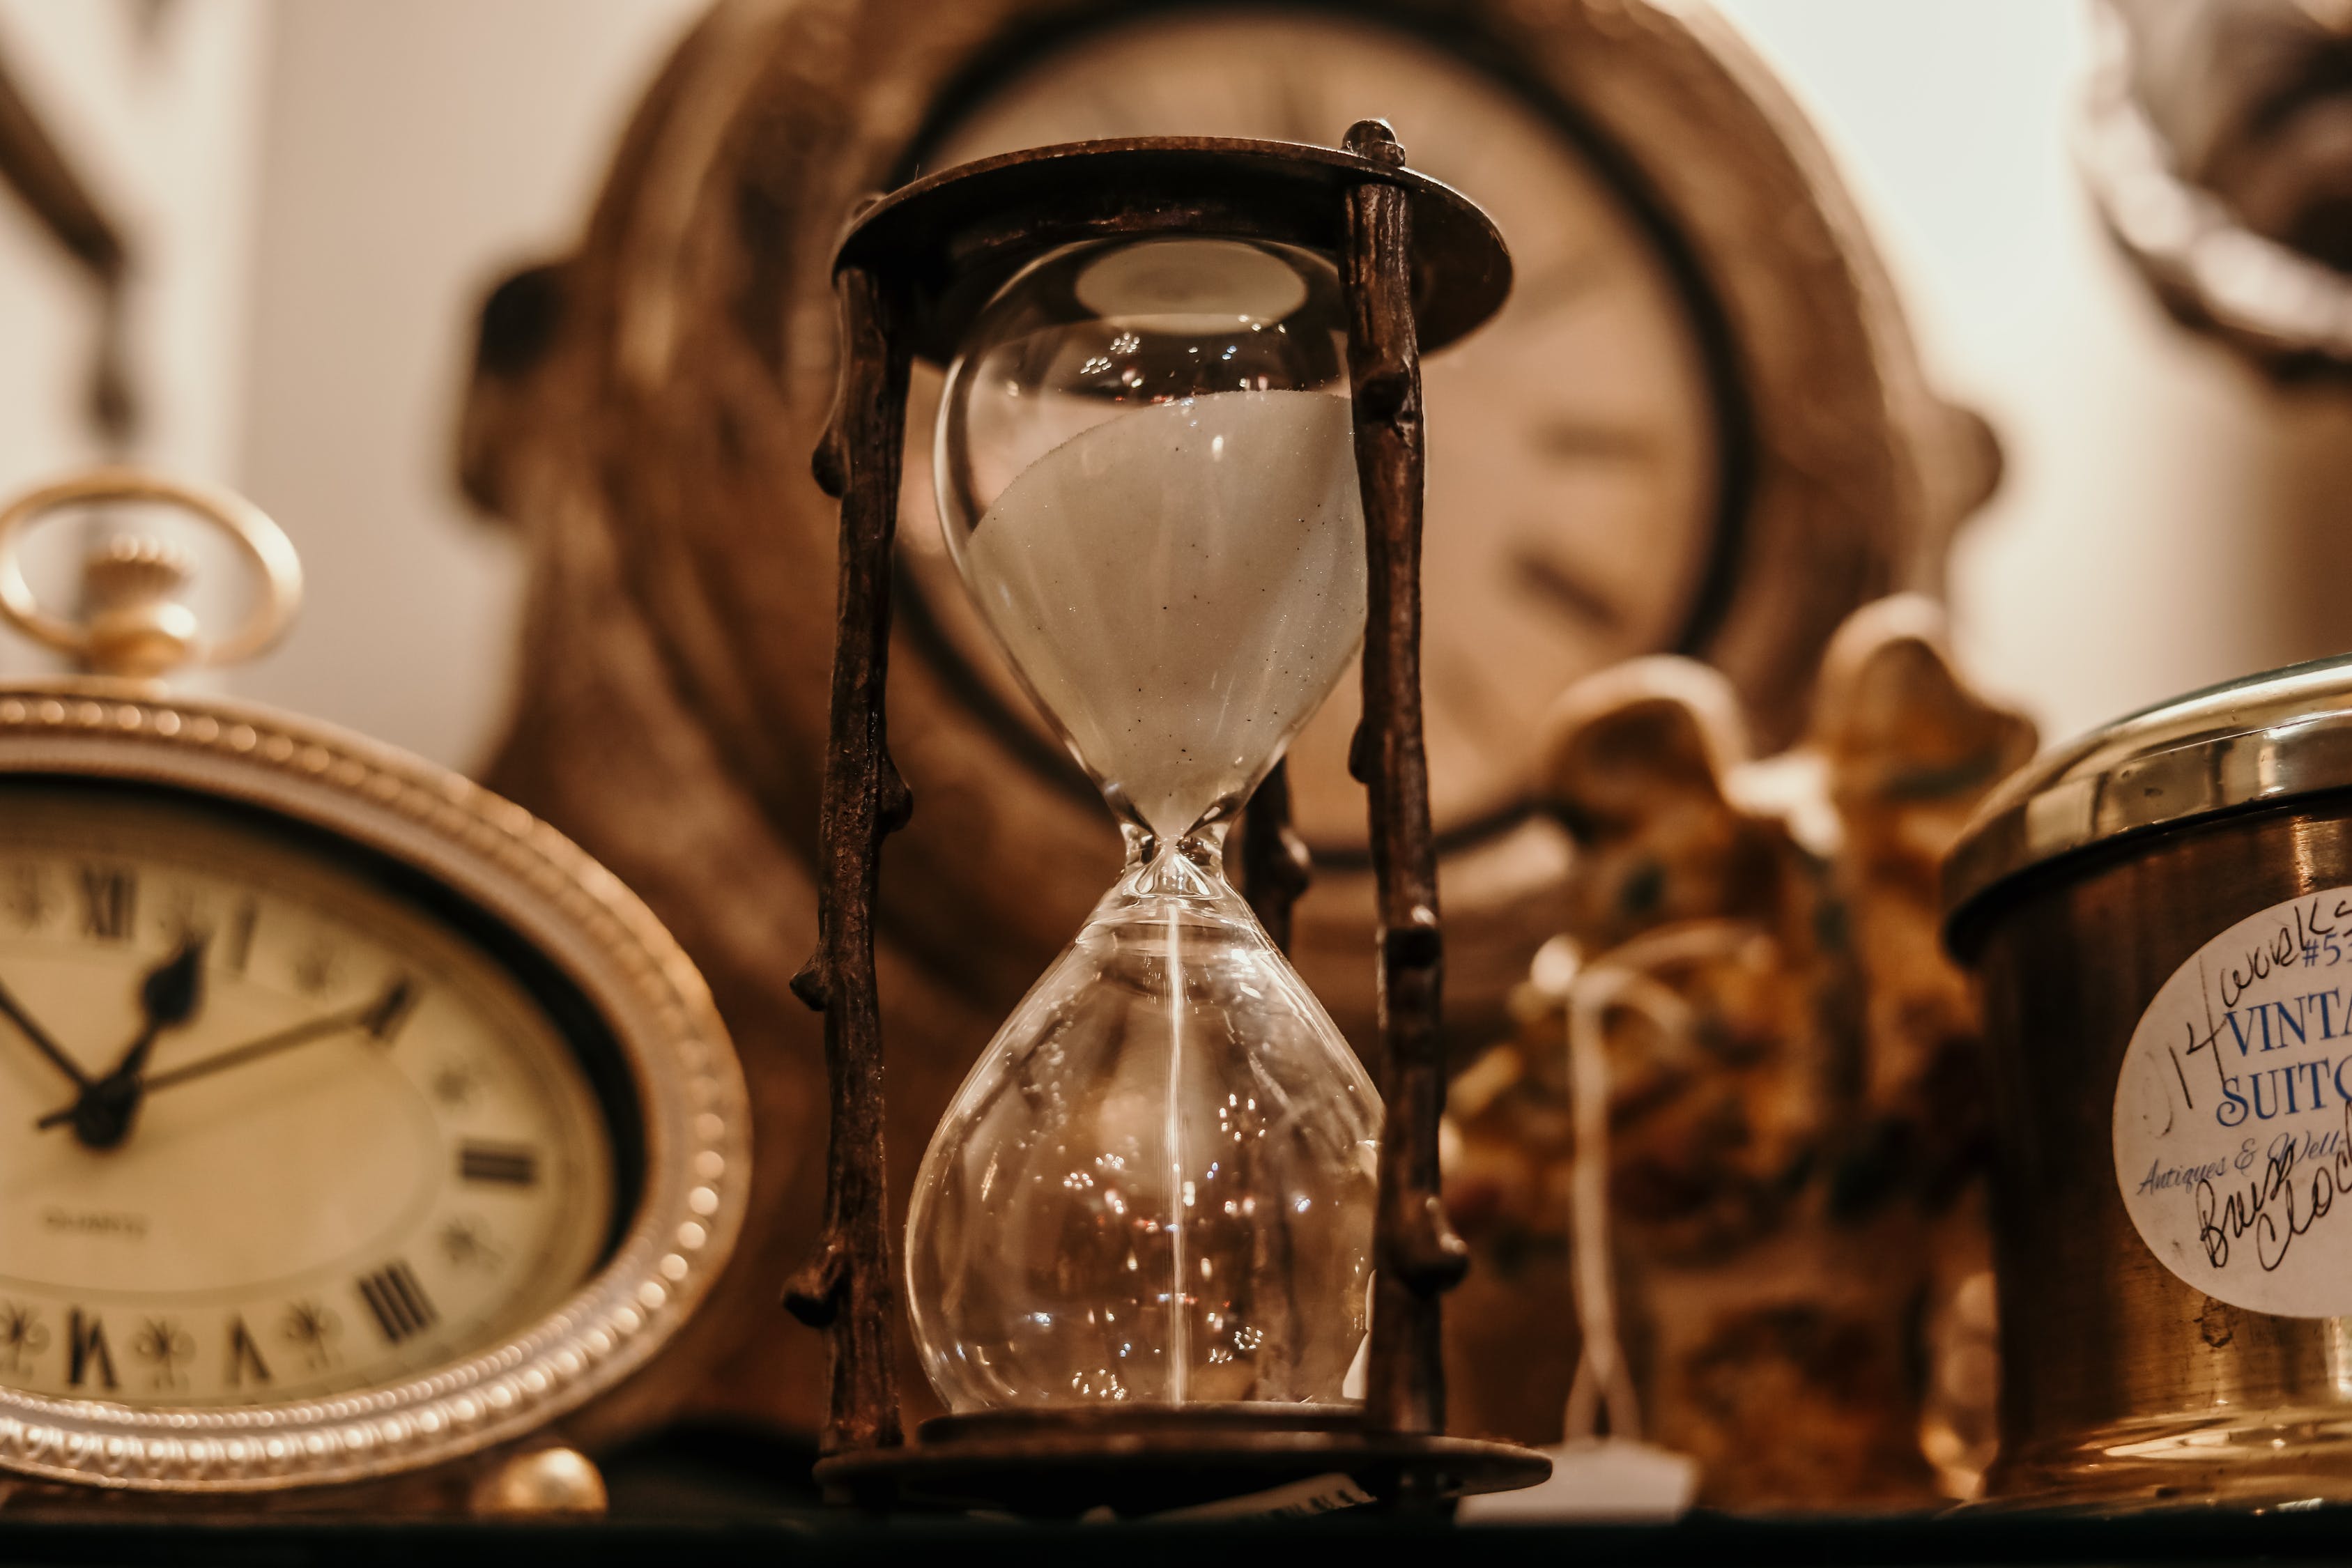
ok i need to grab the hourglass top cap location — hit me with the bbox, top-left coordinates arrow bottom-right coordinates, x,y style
831,132 -> 1512,364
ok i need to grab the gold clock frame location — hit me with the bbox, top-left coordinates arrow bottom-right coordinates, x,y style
0,684 -> 750,1493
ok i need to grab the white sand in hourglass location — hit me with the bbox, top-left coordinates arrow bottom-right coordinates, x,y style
961,389 -> 1368,843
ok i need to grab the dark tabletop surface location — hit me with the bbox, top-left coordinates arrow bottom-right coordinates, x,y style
9,1505 -> 2352,1567
4,1433 -> 2348,1567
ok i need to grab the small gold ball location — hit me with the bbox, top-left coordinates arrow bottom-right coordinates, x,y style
468,1445 -> 609,1517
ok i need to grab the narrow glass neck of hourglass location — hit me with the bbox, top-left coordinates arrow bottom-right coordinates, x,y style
1117,820 -> 1235,903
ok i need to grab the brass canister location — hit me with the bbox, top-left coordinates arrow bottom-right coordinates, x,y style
1947,658 -> 2352,1507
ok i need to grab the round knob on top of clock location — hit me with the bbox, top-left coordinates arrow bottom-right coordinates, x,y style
0,467 -> 304,679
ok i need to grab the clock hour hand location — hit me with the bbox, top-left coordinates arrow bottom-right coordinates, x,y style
45,938 -> 208,1151
108,936 -> 209,1078
33,979 -> 406,1131
0,974 -> 91,1089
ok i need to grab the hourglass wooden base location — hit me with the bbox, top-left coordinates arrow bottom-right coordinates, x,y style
813,1406 -> 1550,1516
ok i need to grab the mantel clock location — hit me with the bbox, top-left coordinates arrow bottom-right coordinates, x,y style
0,472 -> 748,1507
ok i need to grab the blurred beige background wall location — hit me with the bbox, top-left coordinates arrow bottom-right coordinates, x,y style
0,0 -> 698,753
1716,0 -> 2352,747
0,0 -> 2347,771
0,0 -> 266,675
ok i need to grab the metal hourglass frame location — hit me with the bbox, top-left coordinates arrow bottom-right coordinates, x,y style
786,123 -> 1544,1512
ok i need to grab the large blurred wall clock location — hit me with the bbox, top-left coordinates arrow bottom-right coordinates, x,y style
465,0 -> 1995,1432
886,2 -> 1998,1040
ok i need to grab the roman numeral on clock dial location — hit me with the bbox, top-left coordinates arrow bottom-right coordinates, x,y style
79,867 -> 135,941
221,897 -> 259,974
362,976 -> 421,1044
459,1141 -> 539,1185
355,1261 -> 438,1344
227,1316 -> 272,1388
68,1308 -> 116,1390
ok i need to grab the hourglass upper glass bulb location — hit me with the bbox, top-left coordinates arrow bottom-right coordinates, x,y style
934,236 -> 1368,845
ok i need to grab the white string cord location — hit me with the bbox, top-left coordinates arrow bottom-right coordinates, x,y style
1561,920 -> 1767,1443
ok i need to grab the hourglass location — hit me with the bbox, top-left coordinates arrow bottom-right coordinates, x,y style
913,228 -> 1381,1415
790,125 -> 1544,1512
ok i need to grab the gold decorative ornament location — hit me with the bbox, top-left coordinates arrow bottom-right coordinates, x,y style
0,472 -> 748,1500
1446,597 -> 2035,1507
466,1445 -> 610,1516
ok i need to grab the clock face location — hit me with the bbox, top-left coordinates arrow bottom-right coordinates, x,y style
0,782 -> 621,1408
899,6 -> 1730,852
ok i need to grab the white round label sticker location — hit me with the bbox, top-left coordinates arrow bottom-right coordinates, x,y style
2115,887 -> 2352,1316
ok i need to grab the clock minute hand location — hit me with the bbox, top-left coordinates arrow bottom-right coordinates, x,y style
33,985 -> 401,1130
0,974 -> 90,1089
135,1006 -> 371,1097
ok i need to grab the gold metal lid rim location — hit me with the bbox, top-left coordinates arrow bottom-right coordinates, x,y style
1944,654 -> 2352,941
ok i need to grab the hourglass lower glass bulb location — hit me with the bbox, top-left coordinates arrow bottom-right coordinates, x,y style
907,235 -> 1379,1412
905,836 -> 1379,1409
